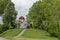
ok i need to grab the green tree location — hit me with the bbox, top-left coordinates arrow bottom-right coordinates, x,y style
0,0 -> 9,15
28,0 -> 60,37
3,0 -> 17,29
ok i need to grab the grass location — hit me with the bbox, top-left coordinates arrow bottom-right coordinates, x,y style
0,28 -> 23,40
0,28 -> 58,40
21,28 -> 58,40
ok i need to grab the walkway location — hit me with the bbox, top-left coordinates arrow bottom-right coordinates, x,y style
16,29 -> 26,37
0,37 -> 7,40
13,29 -> 27,40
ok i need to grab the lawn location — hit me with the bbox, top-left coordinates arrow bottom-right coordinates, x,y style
20,28 -> 58,40
0,28 -> 58,40
0,28 -> 23,40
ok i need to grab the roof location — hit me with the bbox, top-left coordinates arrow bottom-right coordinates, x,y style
19,16 -> 25,20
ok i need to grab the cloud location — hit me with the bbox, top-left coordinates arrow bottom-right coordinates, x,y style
11,0 -> 39,20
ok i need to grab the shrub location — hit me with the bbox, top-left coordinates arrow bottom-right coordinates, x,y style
46,22 -> 59,37
0,24 -> 3,33
0,24 -> 9,34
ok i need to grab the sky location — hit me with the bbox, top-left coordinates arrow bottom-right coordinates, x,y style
0,0 -> 39,24
11,0 -> 39,20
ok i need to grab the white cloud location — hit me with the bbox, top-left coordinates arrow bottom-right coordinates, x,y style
11,0 -> 39,20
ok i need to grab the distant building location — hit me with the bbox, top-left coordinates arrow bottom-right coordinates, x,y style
19,16 -> 28,28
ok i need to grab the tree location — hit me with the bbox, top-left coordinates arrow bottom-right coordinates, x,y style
28,0 -> 60,37
3,0 -> 17,29
0,0 -> 9,15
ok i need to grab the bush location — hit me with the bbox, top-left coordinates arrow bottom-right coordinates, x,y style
0,25 -> 3,33
2,24 -> 9,32
0,24 -> 9,34
46,22 -> 59,37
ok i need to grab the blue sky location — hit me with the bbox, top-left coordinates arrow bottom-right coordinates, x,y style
11,0 -> 39,20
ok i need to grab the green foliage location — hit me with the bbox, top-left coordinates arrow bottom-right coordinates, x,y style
28,0 -> 60,37
0,24 -> 9,34
3,0 -> 17,29
0,24 -> 3,33
0,0 -> 17,34
46,22 -> 59,37
0,0 -> 9,15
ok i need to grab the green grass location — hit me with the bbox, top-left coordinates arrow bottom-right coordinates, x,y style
0,28 -> 23,40
0,28 -> 58,40
21,28 -> 58,40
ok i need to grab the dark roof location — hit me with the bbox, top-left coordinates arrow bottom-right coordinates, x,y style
19,16 -> 25,19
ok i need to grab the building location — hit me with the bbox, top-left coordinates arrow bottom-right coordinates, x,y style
19,16 -> 28,28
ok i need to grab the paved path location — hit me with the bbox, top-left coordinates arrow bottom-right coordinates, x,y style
0,37 -> 7,40
13,29 -> 27,40
16,29 -> 26,37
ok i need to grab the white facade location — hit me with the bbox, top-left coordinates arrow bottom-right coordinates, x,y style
20,19 -> 28,28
